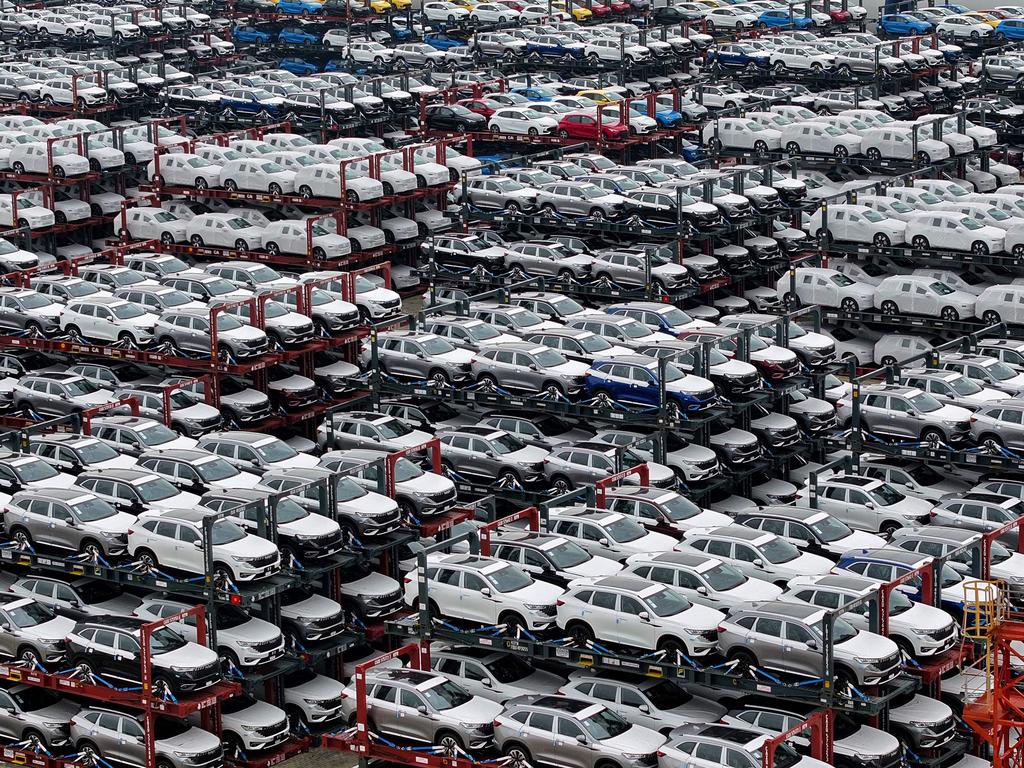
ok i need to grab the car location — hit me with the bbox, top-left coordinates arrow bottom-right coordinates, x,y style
546,507 -> 677,560
718,600 -> 900,688
904,211 -> 1004,255
147,153 -> 221,189
195,431 -> 318,471
937,13 -> 994,39
11,372 -> 128,417
680,525 -> 833,587
556,575 -> 723,656
185,212 -> 265,251
775,266 -> 877,312
437,426 -> 549,488
472,342 -> 589,399
154,307 -> 269,361
660,723 -> 830,768
485,530 -> 622,586
624,550 -> 782,610
127,507 -> 280,584
4,488 -> 135,558
71,708 -> 222,768
404,553 -> 563,632
930,492 -> 1024,545
488,106 -> 559,136
0,680 -> 78,748
585,355 -> 717,416
734,506 -> 885,557
220,157 -> 295,195
135,449 -> 257,494
701,117 -> 781,155
357,331 -> 475,389
879,12 -> 933,34
0,287 -> 62,336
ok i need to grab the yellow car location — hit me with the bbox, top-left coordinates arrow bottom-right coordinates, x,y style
965,11 -> 1000,26
449,0 -> 477,10
551,1 -> 591,20
390,0 -> 412,8
576,89 -> 623,105
366,0 -> 392,11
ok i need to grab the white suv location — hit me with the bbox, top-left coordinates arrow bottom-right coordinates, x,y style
127,507 -> 280,583
403,553 -> 563,633
797,474 -> 935,535
59,296 -> 157,346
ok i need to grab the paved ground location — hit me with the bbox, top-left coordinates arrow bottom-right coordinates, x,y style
285,747 -> 361,768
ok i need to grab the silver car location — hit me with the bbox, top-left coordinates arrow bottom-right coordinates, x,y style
0,595 -> 75,666
317,410 -> 432,453
971,402 -> 1024,451
494,694 -> 664,768
430,647 -> 565,704
12,373 -> 125,417
437,426 -> 549,488
504,241 -> 595,280
536,180 -> 627,220
340,669 -> 502,755
71,709 -> 222,768
848,384 -> 973,444
0,682 -> 78,749
360,330 -> 475,388
0,287 -> 62,336
544,442 -> 676,493
591,249 -> 693,293
154,307 -> 270,360
930,492 -> 1024,545
465,174 -> 539,213
471,342 -> 590,399
4,488 -> 134,558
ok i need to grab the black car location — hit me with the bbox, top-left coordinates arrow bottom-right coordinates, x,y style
65,616 -> 222,694
653,4 -> 700,22
623,189 -> 721,227
424,103 -> 487,133
136,449 -> 254,494
420,233 -> 506,270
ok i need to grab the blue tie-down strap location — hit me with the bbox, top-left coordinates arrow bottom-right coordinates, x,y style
347,615 -> 368,630
434,618 -> 466,633
3,538 -> 35,554
508,624 -> 539,642
464,380 -> 514,397
68,751 -> 119,768
640,648 -> 701,671
904,747 -> 922,764
156,685 -> 178,703
538,388 -> 572,404
793,678 -> 823,687
495,473 -> 523,491
226,659 -> 245,679
12,736 -> 51,755
582,638 -> 615,655
288,552 -> 306,572
747,665 -> 783,685
70,551 -> 111,568
838,682 -> 870,702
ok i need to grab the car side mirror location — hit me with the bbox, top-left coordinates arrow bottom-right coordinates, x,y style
481,678 -> 492,687
193,540 -> 203,549
481,587 -> 491,597
905,482 -> 914,489
576,735 -> 588,746
865,502 -> 875,509
638,704 -> 650,713
528,363 -> 538,371
0,621 -> 10,631
484,450 -> 494,458
638,611 -> 650,621
599,537 -> 609,546
69,599 -> 80,608
752,558 -> 764,568
696,586 -> 708,595
806,639 -> 818,650
417,705 -> 428,715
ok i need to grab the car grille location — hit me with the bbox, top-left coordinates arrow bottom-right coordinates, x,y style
770,427 -> 801,444
651,475 -> 676,488
428,489 -> 457,503
874,652 -> 901,671
926,625 -> 955,642
731,444 -> 760,460
780,358 -> 801,374
875,750 -> 902,768
241,337 -> 268,349
691,458 -> 718,470
307,531 -> 343,547
250,637 -> 282,652
254,721 -> 288,736
533,604 -> 556,617
309,612 -> 345,628
194,415 -> 222,428
313,696 -> 344,709
183,660 -> 221,679
246,552 -> 278,568
188,747 -> 223,764
365,509 -> 399,519
696,629 -> 718,642
369,590 -> 402,607
636,754 -> 657,767
378,297 -> 401,310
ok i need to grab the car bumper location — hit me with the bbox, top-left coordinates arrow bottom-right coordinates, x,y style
238,641 -> 287,666
234,563 -> 281,581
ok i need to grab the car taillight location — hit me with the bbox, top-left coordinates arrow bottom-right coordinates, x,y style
340,692 -> 348,699
657,751 -> 666,758
930,510 -> 937,517
127,528 -> 134,535
970,416 -> 977,423
556,599 -> 565,606
717,625 -> 725,632
492,719 -> 501,727
404,577 -> 412,583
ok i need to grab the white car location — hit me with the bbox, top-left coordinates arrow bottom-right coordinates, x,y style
293,164 -> 384,203
219,158 -> 295,195
261,220 -> 351,259
147,153 -> 222,189
584,37 -> 650,64
857,194 -> 918,223
775,266 -> 876,312
860,126 -> 950,164
623,551 -> 782,610
555,575 -> 723,656
936,14 -> 994,40
679,526 -> 833,586
423,1 -> 470,22
9,142 -> 89,178
977,284 -> 1024,325
807,203 -> 907,248
546,508 -> 679,562
779,122 -> 861,158
769,44 -> 836,73
0,196 -> 53,229
342,39 -> 396,65
121,207 -> 189,245
470,2 -> 519,21
60,296 -> 157,346
488,107 -> 558,136
874,274 -> 976,320
705,6 -> 758,28
38,79 -> 107,108
934,201 -> 1018,232
702,118 -> 781,154
128,508 -> 279,583
185,213 -> 264,251
799,474 -> 935,534
904,210 -> 1005,255
403,553 -> 563,632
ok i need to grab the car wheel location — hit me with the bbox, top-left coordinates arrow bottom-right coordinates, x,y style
566,620 -> 594,646
224,178 -> 238,192
982,310 -> 1002,325
834,145 -> 849,159
728,648 -> 758,670
136,548 -> 158,572
865,147 -> 881,161
880,300 -> 898,315
190,234 -> 205,247
911,235 -> 929,249
785,141 -> 800,154
916,151 -> 931,164
972,240 -> 990,255
269,182 -> 283,195
840,297 -> 859,313
541,381 -> 565,399
550,474 -> 573,494
24,320 -> 43,337
500,611 -> 528,635
234,239 -> 249,252
436,731 -> 464,758
872,233 -> 891,248
10,527 -> 31,549
428,369 -> 451,388
921,427 -> 944,445
940,306 -> 960,321
503,743 -> 533,768
540,203 -> 557,216
981,433 -> 1004,452
11,162 -> 24,174
79,539 -> 103,560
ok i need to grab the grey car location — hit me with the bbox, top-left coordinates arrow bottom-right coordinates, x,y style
523,327 -> 635,364
114,285 -> 205,314
12,373 -> 126,417
437,426 -> 549,488
544,441 -> 676,493
971,402 -> 1024,451
4,488 -> 134,558
0,682 -> 78,749
536,180 -> 627,220
660,723 -> 819,768
494,694 -> 664,768
339,669 -> 501,755
32,276 -> 107,305
471,342 -> 590,399
0,287 -> 62,336
360,330 -> 475,388
504,241 -> 595,280
465,174 -> 539,213
510,292 -> 596,323
422,317 -> 521,352
71,709 -> 222,768
113,385 -> 222,436
590,250 -> 693,293
430,647 -> 565,704
393,42 -> 447,66
154,307 -> 270,360
0,73 -> 41,102
317,410 -> 432,452
718,600 -> 902,688
0,594 -> 75,667
930,492 -> 1024,545
850,384 -> 973,444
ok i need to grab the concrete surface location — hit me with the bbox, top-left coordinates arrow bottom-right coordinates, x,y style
283,747 -> 361,768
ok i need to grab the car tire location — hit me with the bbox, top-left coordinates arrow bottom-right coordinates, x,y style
136,548 -> 159,571
971,240 -> 990,255
879,300 -> 898,315
79,539 -> 103,560
224,179 -> 238,192
840,298 -> 859,313
940,306 -> 960,321
234,239 -> 249,252
865,147 -> 881,161
911,235 -> 929,249
9,526 -> 31,549
785,141 -> 800,154
503,743 -> 533,768
550,474 -> 573,494
980,433 -> 1004,451
727,648 -> 758,670
982,310 -> 1001,325
872,233 -> 891,248
541,381 -> 565,398
921,427 -> 944,445
499,611 -> 528,635
566,620 -> 594,646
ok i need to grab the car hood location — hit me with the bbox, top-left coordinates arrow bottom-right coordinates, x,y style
89,510 -> 137,535
936,403 -> 973,421
837,629 -> 899,660
894,601 -> 955,632
838,724 -> 900,758
223,387 -> 269,405
222,699 -> 285,728
890,693 -> 953,724
156,725 -> 222,754
349,569 -> 401,597
270,373 -> 315,391
218,532 -> 279,560
224,617 -> 283,645
281,510 -> 339,538
445,697 -> 504,725
723,577 -> 783,601
789,551 -> 834,575
564,554 -> 623,578
508,445 -> 549,463
27,614 -> 77,644
602,724 -> 665,754
509,578 -> 564,604
283,593 -> 342,619
831,529 -> 886,552
155,640 -> 219,670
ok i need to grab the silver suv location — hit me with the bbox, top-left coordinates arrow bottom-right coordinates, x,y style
340,669 -> 502,756
536,180 -> 627,219
359,330 -> 475,388
154,307 -> 270,360
0,594 -> 75,666
4,488 -> 134,558
471,342 -> 589,399
718,600 -> 902,690
437,426 -> 549,488
71,709 -> 222,768
0,682 -> 78,749
12,373 -> 126,417
494,694 -> 664,768
842,384 -> 973,444
0,287 -> 62,336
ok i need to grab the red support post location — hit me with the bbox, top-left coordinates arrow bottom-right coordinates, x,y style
594,463 -> 650,508
385,438 -> 443,497
479,506 -> 539,556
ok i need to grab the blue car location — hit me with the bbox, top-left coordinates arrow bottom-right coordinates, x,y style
424,33 -> 465,50
219,87 -> 284,115
630,99 -> 683,128
510,86 -> 552,101
995,18 -> 1024,40
757,9 -> 813,28
678,138 -> 706,163
585,356 -> 717,415
878,13 -> 932,35
526,37 -> 585,58
278,26 -> 320,43
835,548 -> 973,616
707,42 -> 771,70
275,0 -> 323,13
279,56 -> 319,74
232,25 -> 272,43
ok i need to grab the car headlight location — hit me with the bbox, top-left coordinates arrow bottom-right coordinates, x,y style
173,751 -> 199,758
909,721 -> 937,728
460,722 -> 488,729
169,665 -> 196,672
99,530 -> 121,538
235,640 -> 254,648
523,603 -> 552,611
853,657 -> 877,664
241,724 -> 259,732
622,753 -> 652,760
42,722 -> 65,729
911,628 -> 932,636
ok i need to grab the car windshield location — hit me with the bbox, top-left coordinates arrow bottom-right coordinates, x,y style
71,497 -> 117,522
136,423 -> 179,446
533,349 -> 567,367
887,588 -> 914,615
908,392 -> 943,413
255,440 -> 298,462
10,457 -> 57,482
76,440 -> 118,464
422,679 -> 473,710
488,564 -> 533,592
940,563 -> 962,588
545,539 -> 590,568
657,494 -> 700,520
135,477 -> 178,502
484,653 -> 533,682
335,476 -> 368,501
870,483 -> 906,506
618,319 -> 652,339
808,514 -> 853,542
813,615 -> 857,643
18,293 -> 50,309
419,336 -> 454,355
699,561 -> 745,591
215,313 -> 244,332
489,433 -> 526,454
949,376 -> 983,395
465,322 -> 500,341
148,625 -> 188,654
160,290 -> 194,308
645,586 -> 690,616
644,679 -> 693,709
112,302 -> 146,319
376,418 -> 413,439
759,537 -> 801,564
196,457 -> 238,482
211,518 -> 247,545
605,516 -> 646,543
7,600 -> 55,628
580,707 -> 631,740
988,208 -> 1011,221
578,333 -> 613,353
960,217 -> 984,231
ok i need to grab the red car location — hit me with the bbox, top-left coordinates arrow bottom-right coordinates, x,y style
609,0 -> 632,11
589,2 -> 613,15
678,328 -> 800,382
456,97 -> 502,118
813,4 -> 850,21
557,111 -> 630,141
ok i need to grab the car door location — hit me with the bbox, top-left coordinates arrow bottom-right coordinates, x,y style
554,716 -> 592,768
395,687 -> 429,741
47,501 -> 80,552
619,593 -> 657,649
751,615 -> 785,672
462,569 -> 499,624
781,620 -> 820,678
115,713 -> 146,764
367,684 -> 401,738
